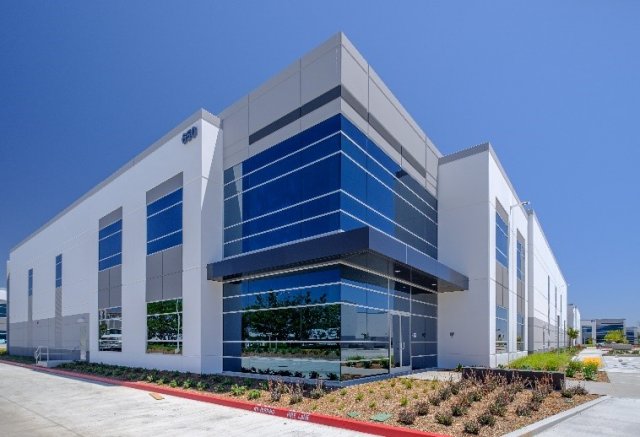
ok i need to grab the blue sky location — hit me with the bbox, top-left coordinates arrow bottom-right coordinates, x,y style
1,1 -> 638,324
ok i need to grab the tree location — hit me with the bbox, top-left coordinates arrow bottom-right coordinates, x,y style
567,328 -> 579,346
603,329 -> 627,344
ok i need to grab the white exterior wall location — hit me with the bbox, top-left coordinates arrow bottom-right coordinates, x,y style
527,212 -> 568,351
8,111 -> 222,373
488,151 -> 530,366
438,144 -> 564,367
438,151 -> 492,368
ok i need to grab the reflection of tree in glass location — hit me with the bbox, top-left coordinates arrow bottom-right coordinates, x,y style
147,314 -> 181,340
242,290 -> 340,341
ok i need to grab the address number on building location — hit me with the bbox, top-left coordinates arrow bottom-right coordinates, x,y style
182,126 -> 198,144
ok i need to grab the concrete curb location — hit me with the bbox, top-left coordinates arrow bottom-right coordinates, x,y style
502,395 -> 609,437
0,359 -> 448,437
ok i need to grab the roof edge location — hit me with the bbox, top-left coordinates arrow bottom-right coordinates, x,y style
11,108 -> 219,253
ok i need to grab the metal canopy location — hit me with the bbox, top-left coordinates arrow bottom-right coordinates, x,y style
207,227 -> 469,292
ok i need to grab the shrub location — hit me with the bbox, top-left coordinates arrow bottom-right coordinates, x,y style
583,362 -> 598,381
477,412 -> 496,427
156,377 -> 165,385
570,385 -> 589,396
415,401 -> 430,416
488,402 -> 506,417
397,408 -> 416,425
268,379 -> 284,402
435,412 -> 453,426
247,389 -> 261,400
451,402 -> 468,417
429,394 -> 441,406
468,390 -> 483,403
531,390 -> 546,403
463,420 -> 480,434
439,386 -> 452,401
339,389 -> 347,396
309,379 -> 325,399
516,404 -> 532,416
450,382 -> 462,395
230,384 -> 247,396
455,363 -> 464,372
561,388 -> 574,398
355,392 -> 364,402
399,396 -> 408,407
196,381 -> 207,391
369,401 -> 376,409
182,379 -> 192,389
169,379 -> 178,388
288,383 -> 303,404
566,360 -> 583,378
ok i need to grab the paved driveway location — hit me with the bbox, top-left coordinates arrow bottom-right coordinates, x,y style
0,363 -> 367,437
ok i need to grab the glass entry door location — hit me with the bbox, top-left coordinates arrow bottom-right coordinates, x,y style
390,312 -> 411,373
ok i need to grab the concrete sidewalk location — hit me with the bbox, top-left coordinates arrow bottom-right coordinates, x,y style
0,362 -> 368,437
538,351 -> 640,435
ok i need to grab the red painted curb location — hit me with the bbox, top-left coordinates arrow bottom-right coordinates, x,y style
0,359 -> 449,437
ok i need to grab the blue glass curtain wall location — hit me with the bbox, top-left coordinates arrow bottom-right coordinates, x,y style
222,262 -> 438,380
223,115 -> 438,260
147,188 -> 183,255
99,219 -> 122,271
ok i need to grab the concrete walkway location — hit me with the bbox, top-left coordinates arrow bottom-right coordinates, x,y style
0,362 -> 368,437
538,351 -> 640,436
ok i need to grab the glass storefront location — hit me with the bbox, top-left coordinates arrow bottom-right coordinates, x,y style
222,259 -> 438,380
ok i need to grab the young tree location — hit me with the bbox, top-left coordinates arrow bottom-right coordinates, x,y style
603,329 -> 627,344
567,327 -> 580,346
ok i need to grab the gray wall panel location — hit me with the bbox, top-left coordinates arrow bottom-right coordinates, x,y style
146,173 -> 183,204
162,272 -> 182,299
146,276 -> 163,302
146,252 -> 163,279
162,246 -> 182,276
109,286 -> 122,308
99,207 -> 123,229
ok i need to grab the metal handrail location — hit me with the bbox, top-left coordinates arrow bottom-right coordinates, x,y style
34,345 -> 49,364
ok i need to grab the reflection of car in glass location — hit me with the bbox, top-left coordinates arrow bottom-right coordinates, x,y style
99,329 -> 122,350
326,328 -> 339,340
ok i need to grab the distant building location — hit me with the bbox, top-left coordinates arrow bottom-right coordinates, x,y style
581,319 -> 625,344
626,326 -> 639,345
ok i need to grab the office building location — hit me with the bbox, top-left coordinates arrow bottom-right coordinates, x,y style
6,33 -> 567,379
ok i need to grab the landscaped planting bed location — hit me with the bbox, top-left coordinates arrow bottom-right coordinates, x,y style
47,361 -> 598,436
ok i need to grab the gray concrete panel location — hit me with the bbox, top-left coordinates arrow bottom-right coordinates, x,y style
162,245 -> 182,276
162,272 -> 182,300
109,265 -> 122,288
146,276 -> 162,302
98,288 -> 109,309
98,269 -> 110,290
109,286 -> 122,308
99,207 -> 122,229
146,173 -> 183,205
146,251 -> 163,279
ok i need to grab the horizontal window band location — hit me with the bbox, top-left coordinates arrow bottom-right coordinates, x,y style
227,129 -> 436,216
223,207 -> 437,254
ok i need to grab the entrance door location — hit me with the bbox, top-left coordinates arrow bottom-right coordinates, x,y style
390,312 -> 411,373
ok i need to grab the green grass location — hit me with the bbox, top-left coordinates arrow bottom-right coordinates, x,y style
507,350 -> 573,371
